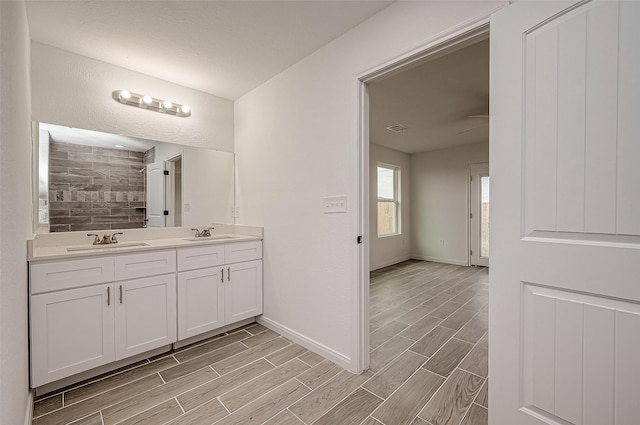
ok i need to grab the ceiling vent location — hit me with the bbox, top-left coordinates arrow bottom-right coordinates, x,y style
386,124 -> 408,132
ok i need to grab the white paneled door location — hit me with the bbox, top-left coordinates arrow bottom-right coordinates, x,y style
491,1 -> 640,424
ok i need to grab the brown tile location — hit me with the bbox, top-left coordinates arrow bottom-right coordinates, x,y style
296,360 -> 342,389
423,294 -> 454,308
214,379 -> 310,425
101,367 -> 217,425
460,403 -> 488,425
262,409 -> 305,425
475,381 -> 488,408
298,351 -> 324,366
265,343 -> 308,366
166,398 -> 228,425
369,335 -> 414,372
241,329 -> 279,348
363,350 -> 426,399
245,323 -> 268,335
429,301 -> 464,319
65,356 -> 178,405
33,394 -> 62,418
454,317 -> 488,344
314,388 -> 383,425
419,369 -> 484,425
177,359 -> 273,412
462,296 -> 489,312
220,358 -> 309,412
410,418 -> 430,425
477,333 -> 488,350
160,342 -> 244,382
439,308 -> 477,331
117,398 -> 183,425
400,315 -> 442,341
459,345 -> 488,378
423,338 -> 473,377
33,374 -> 163,425
361,417 -> 385,425
396,306 -> 435,326
410,326 -> 456,357
370,321 -> 408,349
67,412 -> 103,425
289,370 -> 373,424
212,337 -> 290,375
372,369 -> 444,425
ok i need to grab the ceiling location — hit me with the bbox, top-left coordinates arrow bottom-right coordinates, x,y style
25,0 -> 393,100
41,123 -> 159,152
369,39 -> 489,154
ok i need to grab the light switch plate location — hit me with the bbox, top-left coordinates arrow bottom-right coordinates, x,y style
324,196 -> 348,213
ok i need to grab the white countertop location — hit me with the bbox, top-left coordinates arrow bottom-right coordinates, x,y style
28,226 -> 263,262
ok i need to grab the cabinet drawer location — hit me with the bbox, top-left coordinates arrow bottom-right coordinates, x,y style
224,241 -> 263,264
31,257 -> 114,294
115,250 -> 176,280
178,245 -> 225,271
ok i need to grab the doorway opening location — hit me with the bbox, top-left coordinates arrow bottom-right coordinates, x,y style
470,163 -> 489,267
356,20 -> 490,373
165,154 -> 183,227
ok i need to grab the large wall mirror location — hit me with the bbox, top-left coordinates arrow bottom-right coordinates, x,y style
33,122 -> 235,233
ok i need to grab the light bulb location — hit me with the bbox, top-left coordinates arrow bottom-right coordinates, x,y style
119,90 -> 131,100
162,100 -> 173,109
180,105 -> 190,114
142,95 -> 152,104
114,144 -> 125,148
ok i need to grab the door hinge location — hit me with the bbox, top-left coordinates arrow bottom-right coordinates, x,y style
470,250 -> 473,256
357,236 -> 363,244
470,212 -> 473,219
470,175 -> 473,181
163,210 -> 169,216
163,170 -> 169,176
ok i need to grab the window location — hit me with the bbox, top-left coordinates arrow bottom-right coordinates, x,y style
377,163 -> 400,236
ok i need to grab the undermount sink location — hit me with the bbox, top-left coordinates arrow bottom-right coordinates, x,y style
183,235 -> 243,242
66,242 -> 149,252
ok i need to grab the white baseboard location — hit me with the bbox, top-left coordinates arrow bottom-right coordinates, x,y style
370,255 -> 411,271
411,255 -> 469,267
24,390 -> 34,425
257,316 -> 353,372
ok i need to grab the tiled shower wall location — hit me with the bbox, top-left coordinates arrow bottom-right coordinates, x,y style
48,141 -> 147,232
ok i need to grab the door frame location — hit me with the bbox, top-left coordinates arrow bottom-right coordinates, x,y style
355,18 -> 492,371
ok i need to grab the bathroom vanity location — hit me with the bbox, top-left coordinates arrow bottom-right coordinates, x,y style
27,228 -> 263,391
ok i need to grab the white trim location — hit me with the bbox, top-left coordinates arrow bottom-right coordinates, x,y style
356,17 -> 493,373
370,255 -> 412,271
411,255 -> 469,267
257,316 -> 354,372
24,390 -> 34,425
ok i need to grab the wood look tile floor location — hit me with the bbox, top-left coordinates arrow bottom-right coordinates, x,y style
33,260 -> 489,425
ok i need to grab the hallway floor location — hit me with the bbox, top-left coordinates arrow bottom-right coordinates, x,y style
32,260 -> 488,425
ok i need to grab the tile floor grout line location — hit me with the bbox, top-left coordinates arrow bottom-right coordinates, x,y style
175,397 -> 186,414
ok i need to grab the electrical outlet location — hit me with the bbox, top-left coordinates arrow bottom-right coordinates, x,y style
323,196 -> 348,213
184,203 -> 191,212
234,206 -> 240,218
439,239 -> 445,246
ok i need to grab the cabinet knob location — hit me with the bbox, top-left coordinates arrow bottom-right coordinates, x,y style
107,287 -> 110,306
221,268 -> 224,283
227,267 -> 231,282
119,285 -> 123,304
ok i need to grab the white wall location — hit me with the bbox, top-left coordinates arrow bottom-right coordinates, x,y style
411,142 -> 489,266
370,144 -> 411,271
0,0 -> 34,423
31,43 -> 234,152
235,1 -> 506,369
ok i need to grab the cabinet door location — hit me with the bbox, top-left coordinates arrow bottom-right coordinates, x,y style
115,275 -> 177,360
225,260 -> 263,324
31,284 -> 115,387
177,267 -> 225,340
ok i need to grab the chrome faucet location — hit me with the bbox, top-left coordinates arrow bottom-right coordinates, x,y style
87,232 -> 123,245
191,227 -> 215,238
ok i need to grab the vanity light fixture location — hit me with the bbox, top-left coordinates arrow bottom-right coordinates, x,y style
112,90 -> 191,117
114,144 -> 125,148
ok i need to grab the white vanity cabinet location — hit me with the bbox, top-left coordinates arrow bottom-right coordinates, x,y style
177,241 -> 262,340
30,251 -> 177,387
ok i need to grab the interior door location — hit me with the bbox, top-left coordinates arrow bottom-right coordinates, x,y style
470,164 -> 489,267
146,164 -> 165,227
491,1 -> 640,424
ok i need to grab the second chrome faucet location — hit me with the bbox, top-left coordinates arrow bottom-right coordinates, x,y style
191,227 -> 215,238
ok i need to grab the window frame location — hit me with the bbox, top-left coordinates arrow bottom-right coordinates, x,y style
376,162 -> 401,237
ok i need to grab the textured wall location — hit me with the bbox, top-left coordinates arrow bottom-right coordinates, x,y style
48,141 -> 146,232
0,0 -> 33,423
